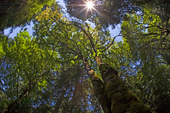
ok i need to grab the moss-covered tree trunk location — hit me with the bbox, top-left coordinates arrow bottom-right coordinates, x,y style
96,56 -> 152,113
83,57 -> 112,113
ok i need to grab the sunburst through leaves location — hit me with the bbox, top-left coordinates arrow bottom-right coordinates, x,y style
85,1 -> 94,9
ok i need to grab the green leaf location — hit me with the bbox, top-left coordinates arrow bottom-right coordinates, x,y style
71,60 -> 75,64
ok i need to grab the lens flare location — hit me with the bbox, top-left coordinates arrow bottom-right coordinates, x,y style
86,1 -> 94,9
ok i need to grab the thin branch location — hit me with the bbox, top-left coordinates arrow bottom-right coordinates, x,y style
102,32 -> 122,52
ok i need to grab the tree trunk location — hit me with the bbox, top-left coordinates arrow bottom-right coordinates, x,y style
83,58 -> 112,113
71,22 -> 152,112
69,78 -> 79,112
53,88 -> 67,113
99,63 -> 153,113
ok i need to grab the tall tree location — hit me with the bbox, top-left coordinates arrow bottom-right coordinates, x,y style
32,4 -> 152,112
2,1 -> 170,112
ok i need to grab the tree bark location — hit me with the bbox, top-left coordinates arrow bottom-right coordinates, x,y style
99,63 -> 153,113
83,57 -> 112,113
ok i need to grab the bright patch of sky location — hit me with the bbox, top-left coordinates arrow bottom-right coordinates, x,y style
4,0 -> 122,41
4,21 -> 34,37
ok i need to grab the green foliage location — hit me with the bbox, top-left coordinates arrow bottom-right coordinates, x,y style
0,4 -> 104,112
33,4 -> 114,72
132,0 -> 170,26
0,31 -> 59,112
121,8 -> 170,112
1,1 -> 170,112
0,0 -> 55,32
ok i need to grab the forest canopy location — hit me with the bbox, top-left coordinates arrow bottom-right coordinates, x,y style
0,0 -> 170,113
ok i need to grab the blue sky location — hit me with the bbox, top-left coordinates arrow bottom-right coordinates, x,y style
4,0 -> 122,41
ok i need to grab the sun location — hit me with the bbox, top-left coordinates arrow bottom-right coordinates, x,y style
86,1 -> 94,9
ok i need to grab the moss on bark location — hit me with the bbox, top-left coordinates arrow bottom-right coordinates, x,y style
83,58 -> 112,113
99,63 -> 153,113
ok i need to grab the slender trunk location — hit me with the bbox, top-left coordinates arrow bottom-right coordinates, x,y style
53,88 -> 67,113
53,65 -> 82,112
83,58 -> 111,113
69,78 -> 79,112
